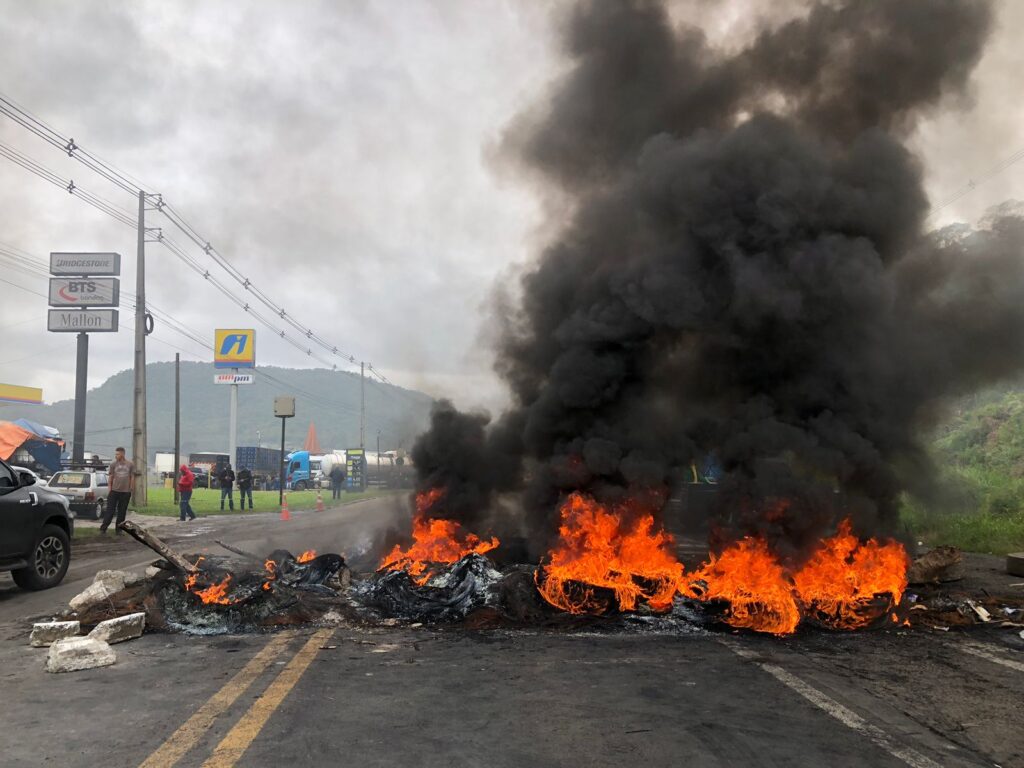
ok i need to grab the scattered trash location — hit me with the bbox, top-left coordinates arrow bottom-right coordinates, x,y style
966,600 -> 991,623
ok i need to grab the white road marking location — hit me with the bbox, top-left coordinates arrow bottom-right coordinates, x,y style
959,641 -> 1024,673
719,640 -> 944,768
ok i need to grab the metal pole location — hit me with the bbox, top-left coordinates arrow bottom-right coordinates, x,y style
229,376 -> 238,474
72,331 -> 88,465
174,353 -> 180,504
278,416 -> 286,506
376,429 -> 380,486
360,361 -> 365,450
132,190 -> 148,505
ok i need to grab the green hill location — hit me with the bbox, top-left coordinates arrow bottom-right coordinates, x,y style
14,361 -> 435,461
906,384 -> 1024,553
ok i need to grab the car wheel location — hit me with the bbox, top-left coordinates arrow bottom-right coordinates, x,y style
295,480 -> 307,491
11,525 -> 71,590
94,502 -> 105,520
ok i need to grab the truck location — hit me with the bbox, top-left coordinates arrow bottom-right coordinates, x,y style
188,451 -> 230,488
284,450 -> 322,491
154,452 -> 177,479
235,446 -> 284,490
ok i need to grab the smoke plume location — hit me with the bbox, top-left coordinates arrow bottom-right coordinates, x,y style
414,0 -> 1024,560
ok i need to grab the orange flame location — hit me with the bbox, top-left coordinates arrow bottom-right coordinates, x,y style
297,549 -> 317,563
536,492 -> 682,615
378,488 -> 499,585
684,537 -> 801,635
792,519 -> 909,630
184,556 -> 239,605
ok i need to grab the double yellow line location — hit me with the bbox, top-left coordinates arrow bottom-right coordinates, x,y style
139,628 -> 333,768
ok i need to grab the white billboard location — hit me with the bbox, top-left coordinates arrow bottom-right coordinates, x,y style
214,373 -> 255,385
49,252 -> 121,276
47,309 -> 119,332
49,277 -> 120,307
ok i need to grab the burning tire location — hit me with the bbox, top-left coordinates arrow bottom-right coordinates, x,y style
12,524 -> 70,591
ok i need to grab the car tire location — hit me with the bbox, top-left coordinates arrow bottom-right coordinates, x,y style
295,480 -> 307,491
94,502 -> 104,520
11,524 -> 71,591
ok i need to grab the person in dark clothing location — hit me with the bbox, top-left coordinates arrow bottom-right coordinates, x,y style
329,463 -> 345,500
237,466 -> 253,510
177,464 -> 196,521
219,464 -> 236,510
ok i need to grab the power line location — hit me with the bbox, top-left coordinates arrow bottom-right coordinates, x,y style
927,145 -> 1024,221
0,94 -> 391,383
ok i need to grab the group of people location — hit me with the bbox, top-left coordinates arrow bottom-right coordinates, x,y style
97,451 -> 331,529
175,462 -> 255,520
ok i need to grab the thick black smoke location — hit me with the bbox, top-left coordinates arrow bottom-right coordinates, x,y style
413,0 -> 1024,559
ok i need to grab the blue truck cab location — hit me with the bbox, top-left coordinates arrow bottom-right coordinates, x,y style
285,450 -> 322,491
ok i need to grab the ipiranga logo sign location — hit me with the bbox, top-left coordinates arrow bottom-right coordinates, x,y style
214,329 -> 255,369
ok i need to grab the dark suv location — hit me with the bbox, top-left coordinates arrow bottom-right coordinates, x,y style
0,457 -> 74,590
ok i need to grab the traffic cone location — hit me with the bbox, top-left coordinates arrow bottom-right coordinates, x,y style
315,489 -> 325,513
280,492 -> 291,521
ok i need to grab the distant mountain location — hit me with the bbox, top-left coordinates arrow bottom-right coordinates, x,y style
16,361 -> 435,462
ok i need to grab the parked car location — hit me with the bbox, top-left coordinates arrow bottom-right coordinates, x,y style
47,469 -> 109,520
189,467 -> 212,489
0,456 -> 74,590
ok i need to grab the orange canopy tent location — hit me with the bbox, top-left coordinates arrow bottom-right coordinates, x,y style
303,421 -> 322,454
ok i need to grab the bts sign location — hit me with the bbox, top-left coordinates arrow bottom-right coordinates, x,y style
214,329 -> 256,369
49,278 -> 120,307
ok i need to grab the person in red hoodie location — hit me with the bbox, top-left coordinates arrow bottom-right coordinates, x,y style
177,464 -> 197,521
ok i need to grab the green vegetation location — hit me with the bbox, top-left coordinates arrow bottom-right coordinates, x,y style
906,387 -> 1024,554
132,486 -> 399,517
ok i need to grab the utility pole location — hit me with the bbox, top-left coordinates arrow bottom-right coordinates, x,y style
72,332 -> 88,465
376,428 -> 381,486
132,190 -> 148,505
173,353 -> 180,504
229,372 -> 238,473
360,361 -> 365,450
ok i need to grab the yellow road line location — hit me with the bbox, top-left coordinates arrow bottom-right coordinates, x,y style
201,628 -> 334,768
138,632 -> 293,768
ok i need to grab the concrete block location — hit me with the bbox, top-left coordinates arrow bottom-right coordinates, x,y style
88,612 -> 145,644
68,569 -> 130,613
1007,552 -> 1024,577
45,637 -> 115,673
144,565 -> 163,579
30,620 -> 80,647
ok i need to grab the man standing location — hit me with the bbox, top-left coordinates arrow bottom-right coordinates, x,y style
177,464 -> 196,521
101,446 -> 134,535
329,462 -> 344,500
218,463 -> 236,511
237,465 -> 253,510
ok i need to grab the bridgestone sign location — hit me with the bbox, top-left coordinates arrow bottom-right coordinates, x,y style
48,309 -> 119,332
49,252 -> 121,276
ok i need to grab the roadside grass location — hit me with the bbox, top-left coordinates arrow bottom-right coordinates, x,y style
901,492 -> 1024,556
131,486 -> 400,517
72,526 -> 104,540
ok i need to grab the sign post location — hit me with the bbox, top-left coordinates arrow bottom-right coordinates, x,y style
215,329 -> 255,478
274,396 -> 295,505
49,252 -> 121,465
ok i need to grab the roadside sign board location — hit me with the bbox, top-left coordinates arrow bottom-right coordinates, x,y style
274,396 -> 295,417
47,309 -> 119,333
214,328 -> 256,369
0,383 -> 43,405
49,252 -> 121,276
214,373 -> 255,385
48,277 -> 120,307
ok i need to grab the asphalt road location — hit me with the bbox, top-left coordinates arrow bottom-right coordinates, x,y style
1,495 -> 1022,768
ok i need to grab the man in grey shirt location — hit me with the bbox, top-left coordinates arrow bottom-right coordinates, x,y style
100,446 -> 134,535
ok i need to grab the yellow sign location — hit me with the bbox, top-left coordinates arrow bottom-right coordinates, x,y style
214,329 -> 256,369
0,383 -> 43,405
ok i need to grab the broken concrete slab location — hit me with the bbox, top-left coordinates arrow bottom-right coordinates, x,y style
68,569 -> 132,613
30,620 -> 80,647
1007,553 -> 1024,578
93,570 -> 130,591
144,565 -> 163,579
88,612 -> 145,645
45,637 -> 115,673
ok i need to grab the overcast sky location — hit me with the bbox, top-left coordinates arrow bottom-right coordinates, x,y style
1,0 -> 1022,415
